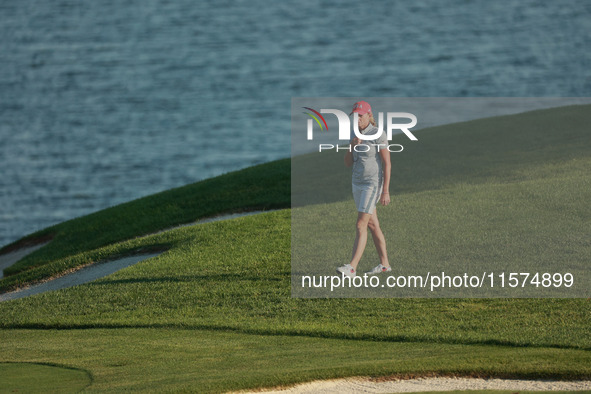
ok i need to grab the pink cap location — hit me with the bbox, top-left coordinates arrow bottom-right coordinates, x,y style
350,101 -> 372,115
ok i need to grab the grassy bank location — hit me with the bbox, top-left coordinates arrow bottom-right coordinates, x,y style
1,158 -> 289,280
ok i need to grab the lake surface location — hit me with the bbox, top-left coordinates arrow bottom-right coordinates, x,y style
1,0 -> 590,247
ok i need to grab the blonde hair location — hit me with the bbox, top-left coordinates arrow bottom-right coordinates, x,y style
368,112 -> 376,126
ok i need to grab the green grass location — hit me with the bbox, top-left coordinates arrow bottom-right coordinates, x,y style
0,210 -> 589,351
292,103 -> 591,297
0,362 -> 91,393
1,329 -> 590,393
0,104 -> 590,391
292,159 -> 590,297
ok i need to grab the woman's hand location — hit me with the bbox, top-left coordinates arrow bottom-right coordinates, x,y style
380,191 -> 390,206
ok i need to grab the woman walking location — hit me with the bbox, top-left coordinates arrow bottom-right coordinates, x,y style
337,101 -> 392,278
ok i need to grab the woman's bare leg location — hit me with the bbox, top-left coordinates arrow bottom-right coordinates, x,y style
349,212 -> 372,270
368,209 -> 390,267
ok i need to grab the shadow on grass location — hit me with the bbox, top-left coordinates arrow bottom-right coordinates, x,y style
6,322 -> 591,353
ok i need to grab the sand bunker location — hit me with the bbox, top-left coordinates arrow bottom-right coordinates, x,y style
244,376 -> 591,393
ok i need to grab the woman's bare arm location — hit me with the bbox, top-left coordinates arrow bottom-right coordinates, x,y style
379,147 -> 391,205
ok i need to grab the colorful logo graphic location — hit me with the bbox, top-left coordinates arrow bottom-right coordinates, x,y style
302,107 -> 328,131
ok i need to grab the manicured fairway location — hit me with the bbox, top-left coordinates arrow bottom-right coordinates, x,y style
1,329 -> 590,393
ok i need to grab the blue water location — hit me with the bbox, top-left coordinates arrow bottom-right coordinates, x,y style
1,0 -> 590,247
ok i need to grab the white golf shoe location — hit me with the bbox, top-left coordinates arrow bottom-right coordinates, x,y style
366,263 -> 392,275
336,264 -> 356,278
